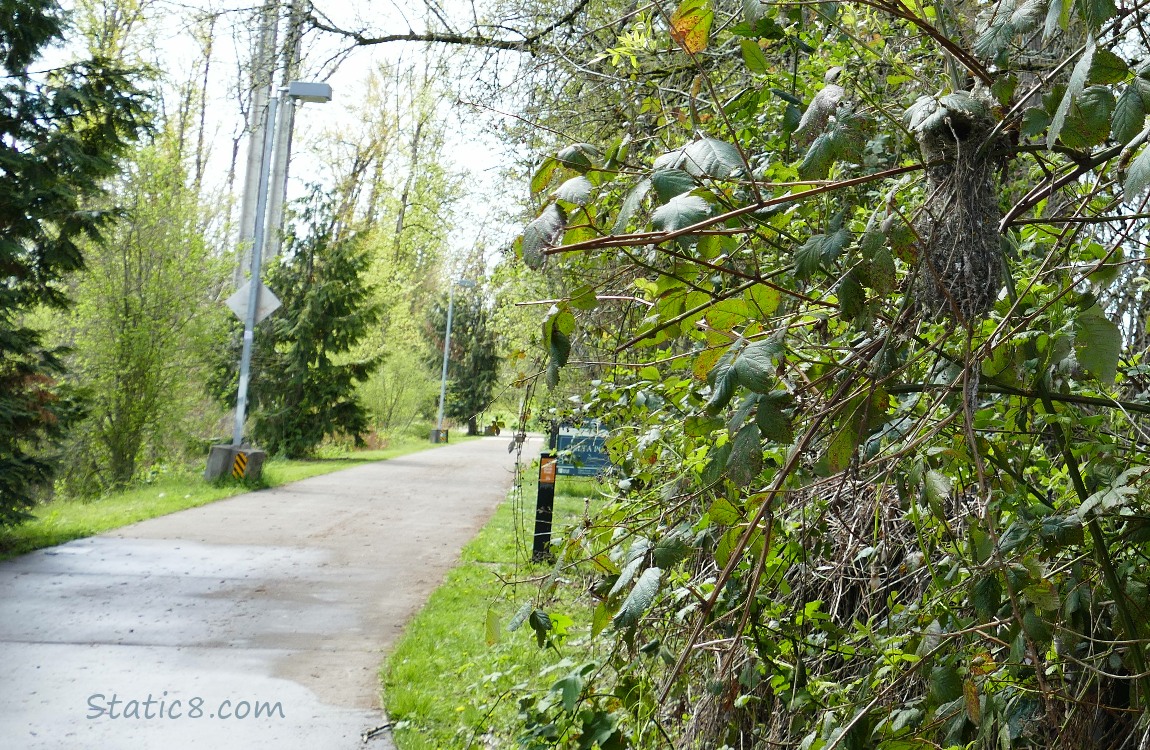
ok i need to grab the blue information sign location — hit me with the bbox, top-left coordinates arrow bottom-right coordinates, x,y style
555,424 -> 610,477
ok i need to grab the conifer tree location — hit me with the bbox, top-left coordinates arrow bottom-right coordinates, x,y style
0,0 -> 149,524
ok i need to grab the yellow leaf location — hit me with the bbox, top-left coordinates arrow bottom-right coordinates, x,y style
963,679 -> 981,724
670,0 -> 713,53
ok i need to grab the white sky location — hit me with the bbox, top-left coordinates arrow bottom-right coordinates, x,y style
61,0 -> 520,271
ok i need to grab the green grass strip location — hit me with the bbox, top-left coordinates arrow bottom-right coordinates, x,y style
382,475 -> 600,749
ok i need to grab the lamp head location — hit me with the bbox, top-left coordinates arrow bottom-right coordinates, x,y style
286,81 -> 332,103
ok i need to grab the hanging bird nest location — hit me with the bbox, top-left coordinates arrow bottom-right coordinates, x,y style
905,91 -> 1004,322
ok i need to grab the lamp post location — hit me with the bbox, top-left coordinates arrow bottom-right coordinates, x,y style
207,80 -> 332,482
232,81 -> 333,449
431,278 -> 476,443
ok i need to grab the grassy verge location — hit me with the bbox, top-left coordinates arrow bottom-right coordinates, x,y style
382,472 -> 603,749
0,433 -> 470,560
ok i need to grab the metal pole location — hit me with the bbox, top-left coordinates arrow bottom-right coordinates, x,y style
533,452 -> 557,562
234,1 -> 279,287
232,94 -> 280,448
435,283 -> 456,433
265,0 -> 306,260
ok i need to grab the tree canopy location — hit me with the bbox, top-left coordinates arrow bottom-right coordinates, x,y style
213,187 -> 383,459
0,0 -> 149,525
429,289 -> 501,435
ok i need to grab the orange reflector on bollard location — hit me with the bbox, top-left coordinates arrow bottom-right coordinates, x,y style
539,454 -> 557,484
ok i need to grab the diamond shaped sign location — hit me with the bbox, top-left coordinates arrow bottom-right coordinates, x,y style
225,280 -> 282,324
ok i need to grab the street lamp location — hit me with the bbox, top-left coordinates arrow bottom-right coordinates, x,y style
232,80 -> 332,449
207,80 -> 332,481
431,278 -> 476,444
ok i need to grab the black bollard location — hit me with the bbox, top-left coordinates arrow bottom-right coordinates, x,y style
532,452 -> 557,562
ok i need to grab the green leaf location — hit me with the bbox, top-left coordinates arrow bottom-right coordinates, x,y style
756,392 -> 794,442
799,131 -> 835,179
996,521 -> 1030,553
591,602 -> 610,637
611,543 -> 648,597
529,608 -> 553,648
1074,303 -> 1121,384
974,18 -> 1014,60
924,470 -> 952,508
1088,49 -> 1128,84
531,157 -> 559,194
1060,85 -> 1115,148
550,328 -> 571,370
743,0 -> 766,24
653,534 -> 692,568
1078,466 -> 1149,517
782,103 -> 802,134
905,95 -> 941,132
991,74 -> 1018,107
521,204 -> 566,269
733,338 -> 782,392
485,606 -> 501,645
1021,107 -> 1051,137
1022,607 -> 1053,644
1048,39 -> 1094,149
552,675 -> 582,713
930,665 -> 963,703
1023,579 -> 1060,611
868,245 -> 896,295
1125,144 -> 1150,199
740,39 -> 770,74
1111,81 -> 1149,144
705,363 -> 737,415
714,527 -> 747,569
709,496 -> 741,525
1044,0 -> 1068,37
685,413 -> 723,436
796,83 -> 845,144
557,143 -> 599,172
972,575 -> 1002,619
613,177 -> 651,235
702,441 -> 733,485
795,227 -> 850,279
745,283 -> 781,317
707,298 -> 752,331
681,138 -> 744,179
1074,0 -> 1115,32
837,271 -> 865,321
553,308 -> 576,336
554,175 -> 593,205
651,193 -> 710,232
727,422 -> 763,487
1039,514 -> 1084,547
507,600 -> 533,631
613,567 -> 662,628
569,285 -> 598,310
651,169 -> 696,202
734,15 -> 785,41
825,420 -> 857,474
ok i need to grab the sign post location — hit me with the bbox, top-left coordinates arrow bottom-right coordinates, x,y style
533,452 -> 557,562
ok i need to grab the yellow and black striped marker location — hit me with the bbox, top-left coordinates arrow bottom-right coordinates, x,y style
232,451 -> 248,479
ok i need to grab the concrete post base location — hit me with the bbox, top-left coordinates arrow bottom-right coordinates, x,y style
205,445 -> 268,481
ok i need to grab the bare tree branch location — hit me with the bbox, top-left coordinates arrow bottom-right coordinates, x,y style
306,0 -> 591,54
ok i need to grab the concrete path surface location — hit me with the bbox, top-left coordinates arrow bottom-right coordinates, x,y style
0,436 -> 534,749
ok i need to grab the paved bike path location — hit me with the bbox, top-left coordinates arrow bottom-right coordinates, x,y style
0,436 -> 533,749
